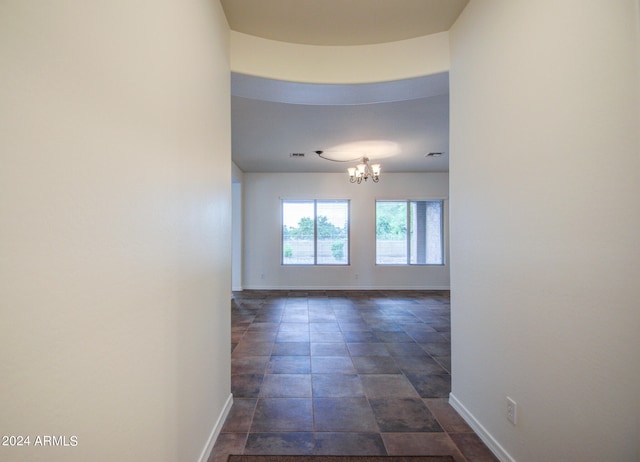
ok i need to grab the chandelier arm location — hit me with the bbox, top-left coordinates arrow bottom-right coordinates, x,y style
315,151 -> 363,163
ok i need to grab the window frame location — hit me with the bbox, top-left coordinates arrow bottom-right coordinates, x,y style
281,199 -> 351,266
375,199 -> 445,266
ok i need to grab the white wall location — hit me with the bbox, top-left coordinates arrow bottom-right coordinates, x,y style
449,1 -> 640,461
0,1 -> 232,461
243,172 -> 449,290
232,163 -> 244,291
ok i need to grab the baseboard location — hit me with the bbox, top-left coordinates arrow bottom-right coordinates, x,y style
198,393 -> 233,462
241,285 -> 451,291
448,393 -> 515,462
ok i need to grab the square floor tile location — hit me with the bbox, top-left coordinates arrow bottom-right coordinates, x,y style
347,342 -> 390,357
394,355 -> 448,374
351,356 -> 402,374
381,432 -> 464,460
276,331 -> 310,342
309,322 -> 341,332
248,322 -> 279,332
279,322 -> 309,332
208,433 -> 247,462
267,356 -> 311,374
342,331 -> 381,343
385,342 -> 430,357
231,374 -> 264,398
281,314 -> 309,323
251,398 -> 313,432
244,432 -> 314,455
367,321 -> 404,333
313,397 -> 379,432
221,399 -> 256,433
232,341 -> 274,357
407,331 -> 449,343
260,374 -> 312,397
314,432 -> 387,455
405,373 -> 451,398
375,332 -> 415,343
310,342 -> 349,356
310,331 -> 344,342
424,398 -> 472,433
311,356 -> 356,374
360,374 -> 420,398
369,397 -> 443,432
312,374 -> 364,397
338,322 -> 370,332
271,342 -> 310,356
449,433 -> 500,462
242,331 -> 278,342
232,356 -> 269,375
421,342 -> 451,357
308,311 -> 336,321
434,356 -> 451,373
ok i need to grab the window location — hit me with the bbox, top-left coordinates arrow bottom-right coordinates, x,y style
376,200 -> 444,265
282,200 -> 349,265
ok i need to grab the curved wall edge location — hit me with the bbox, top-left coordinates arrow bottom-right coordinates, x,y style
230,31 -> 450,84
231,72 -> 449,105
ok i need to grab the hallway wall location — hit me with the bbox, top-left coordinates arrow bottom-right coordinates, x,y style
0,1 -> 232,461
449,1 -> 640,460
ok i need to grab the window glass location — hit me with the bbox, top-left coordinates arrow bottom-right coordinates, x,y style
316,200 -> 349,265
377,200 -> 443,265
376,201 -> 407,264
282,200 -> 349,265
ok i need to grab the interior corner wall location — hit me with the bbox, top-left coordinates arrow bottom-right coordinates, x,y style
242,172 -> 449,290
0,1 -> 232,461
449,1 -> 640,461
232,164 -> 244,291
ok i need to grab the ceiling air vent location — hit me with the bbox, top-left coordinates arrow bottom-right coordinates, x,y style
289,152 -> 305,158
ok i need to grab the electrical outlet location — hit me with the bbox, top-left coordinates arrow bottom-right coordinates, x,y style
506,397 -> 517,425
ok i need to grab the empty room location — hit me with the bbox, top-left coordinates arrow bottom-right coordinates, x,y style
1,2 -> 638,462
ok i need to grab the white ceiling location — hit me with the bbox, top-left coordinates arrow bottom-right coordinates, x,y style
220,0 -> 468,46
223,0 -> 468,174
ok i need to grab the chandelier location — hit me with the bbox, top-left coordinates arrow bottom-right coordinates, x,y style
314,150 -> 381,184
347,157 -> 380,183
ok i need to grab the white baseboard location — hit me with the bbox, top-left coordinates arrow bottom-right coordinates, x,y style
448,393 -> 516,462
241,285 -> 450,291
198,393 -> 233,462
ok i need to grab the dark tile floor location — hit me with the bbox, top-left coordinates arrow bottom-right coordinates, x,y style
209,290 -> 497,462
